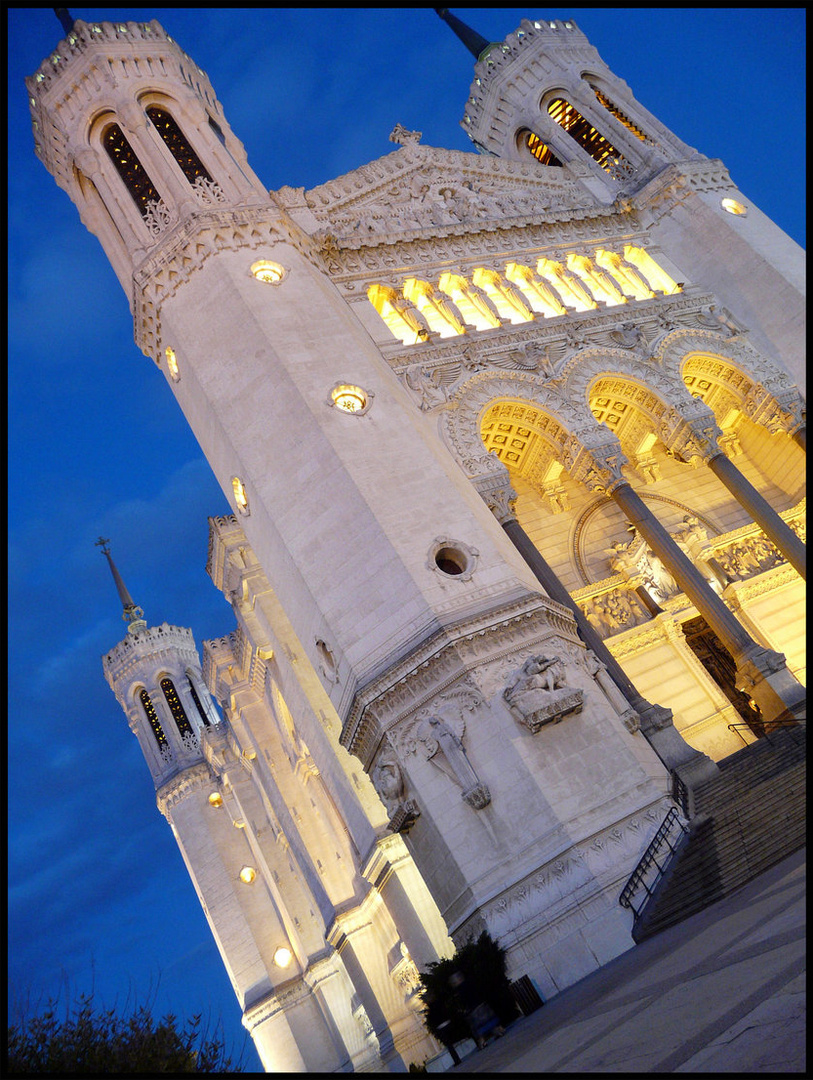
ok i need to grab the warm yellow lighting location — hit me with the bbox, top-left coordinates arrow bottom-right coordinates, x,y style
273,947 -> 293,968
331,384 -> 368,413
250,259 -> 285,284
208,792 -> 223,808
623,246 -> 681,295
165,346 -> 180,381
232,475 -> 249,514
239,866 -> 256,884
721,198 -> 747,217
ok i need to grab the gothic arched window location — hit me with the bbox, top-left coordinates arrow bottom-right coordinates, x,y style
146,106 -> 213,186
103,124 -> 161,217
160,677 -> 194,737
546,98 -> 629,176
587,83 -> 649,142
139,688 -> 168,748
517,129 -> 563,167
187,675 -> 211,727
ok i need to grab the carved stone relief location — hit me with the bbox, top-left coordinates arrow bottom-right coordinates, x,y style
371,740 -> 420,834
502,654 -> 584,733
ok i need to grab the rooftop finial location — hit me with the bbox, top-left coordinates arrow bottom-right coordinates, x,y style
54,8 -> 75,35
434,9 -> 495,61
96,537 -> 148,634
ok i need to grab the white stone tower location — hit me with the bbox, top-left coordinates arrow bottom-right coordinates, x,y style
31,9 -> 804,1070
99,536 -> 448,1071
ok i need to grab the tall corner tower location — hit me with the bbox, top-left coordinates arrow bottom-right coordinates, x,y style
441,10 -> 805,391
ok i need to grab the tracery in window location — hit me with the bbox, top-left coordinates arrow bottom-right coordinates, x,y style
146,106 -> 212,185
588,83 -> 649,142
103,124 -> 161,216
517,128 -> 563,166
546,98 -> 629,175
139,688 -> 167,748
160,676 -> 194,737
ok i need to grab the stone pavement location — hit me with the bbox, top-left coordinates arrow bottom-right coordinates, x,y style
449,847 -> 805,1073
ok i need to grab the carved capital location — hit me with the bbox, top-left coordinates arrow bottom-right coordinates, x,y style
472,462 -> 518,524
666,414 -> 723,465
567,438 -> 630,495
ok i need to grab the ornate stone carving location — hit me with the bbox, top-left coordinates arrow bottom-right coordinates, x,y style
372,741 -> 420,833
502,655 -> 583,733
695,304 -> 743,336
191,175 -> 227,205
408,712 -> 491,810
389,124 -> 421,146
142,196 -> 173,237
403,366 -> 447,410
580,588 -> 650,638
606,531 -> 678,604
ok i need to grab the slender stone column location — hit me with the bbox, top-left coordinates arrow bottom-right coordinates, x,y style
610,480 -> 805,723
474,468 -> 717,784
706,453 -> 805,578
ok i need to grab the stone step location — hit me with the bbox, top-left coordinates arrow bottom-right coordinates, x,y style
631,735 -> 805,942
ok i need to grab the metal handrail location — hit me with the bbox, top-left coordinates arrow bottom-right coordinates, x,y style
727,718 -> 805,746
619,806 -> 689,919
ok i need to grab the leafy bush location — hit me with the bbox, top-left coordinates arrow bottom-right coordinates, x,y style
418,931 -> 518,1046
7,992 -> 241,1074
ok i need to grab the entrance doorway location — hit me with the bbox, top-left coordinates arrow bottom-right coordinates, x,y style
681,615 -> 765,737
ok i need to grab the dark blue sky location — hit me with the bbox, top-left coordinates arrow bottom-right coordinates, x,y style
7,8 -> 804,1071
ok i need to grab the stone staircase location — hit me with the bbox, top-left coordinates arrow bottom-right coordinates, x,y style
632,724 -> 806,942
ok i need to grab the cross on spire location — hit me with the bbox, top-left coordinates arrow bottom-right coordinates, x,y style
96,537 -> 147,633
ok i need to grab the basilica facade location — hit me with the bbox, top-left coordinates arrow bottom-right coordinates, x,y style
28,10 -> 804,1072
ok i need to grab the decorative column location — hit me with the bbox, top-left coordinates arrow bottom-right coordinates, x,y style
579,443 -> 806,725
673,421 -> 805,579
473,465 -> 718,786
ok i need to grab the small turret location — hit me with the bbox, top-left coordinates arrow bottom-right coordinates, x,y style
98,539 -> 220,790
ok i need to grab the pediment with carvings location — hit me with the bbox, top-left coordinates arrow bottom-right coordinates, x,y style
273,136 -> 599,245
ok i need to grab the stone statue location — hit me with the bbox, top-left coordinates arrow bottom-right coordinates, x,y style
502,655 -> 583,733
413,713 -> 491,810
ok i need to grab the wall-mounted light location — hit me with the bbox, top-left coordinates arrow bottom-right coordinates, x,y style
250,259 -> 286,284
273,947 -> 292,968
239,866 -> 256,884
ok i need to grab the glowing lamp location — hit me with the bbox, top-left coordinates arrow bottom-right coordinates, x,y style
250,259 -> 285,284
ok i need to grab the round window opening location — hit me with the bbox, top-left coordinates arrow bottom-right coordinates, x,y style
435,547 -> 466,575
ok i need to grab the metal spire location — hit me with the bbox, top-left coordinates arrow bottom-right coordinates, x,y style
54,8 -> 75,35
96,537 -> 148,634
434,9 -> 495,61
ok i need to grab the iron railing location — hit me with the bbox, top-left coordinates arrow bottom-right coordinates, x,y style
727,717 -> 805,746
619,806 -> 689,919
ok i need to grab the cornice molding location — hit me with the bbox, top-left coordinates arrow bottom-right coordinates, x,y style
340,592 -> 579,768
132,207 -> 318,360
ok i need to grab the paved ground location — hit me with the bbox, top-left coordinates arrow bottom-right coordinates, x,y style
448,847 -> 805,1073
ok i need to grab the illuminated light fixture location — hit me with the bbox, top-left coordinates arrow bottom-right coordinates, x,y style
330,383 -> 371,415
232,475 -> 250,515
208,792 -> 223,808
165,346 -> 180,381
239,866 -> 256,884
250,259 -> 285,284
721,198 -> 747,217
273,947 -> 293,968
